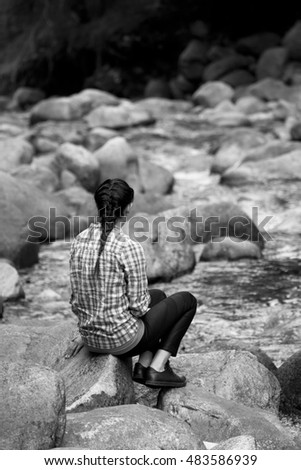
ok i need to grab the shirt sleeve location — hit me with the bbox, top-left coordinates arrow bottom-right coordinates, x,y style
121,240 -> 151,317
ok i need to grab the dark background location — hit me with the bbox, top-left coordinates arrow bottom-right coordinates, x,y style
1,0 -> 301,97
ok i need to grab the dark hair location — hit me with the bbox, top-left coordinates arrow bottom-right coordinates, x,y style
94,178 -> 134,258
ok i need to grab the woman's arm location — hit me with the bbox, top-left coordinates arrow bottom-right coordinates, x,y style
122,241 -> 151,317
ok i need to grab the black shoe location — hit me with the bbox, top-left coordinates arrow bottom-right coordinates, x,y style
132,362 -> 148,384
145,361 -> 186,388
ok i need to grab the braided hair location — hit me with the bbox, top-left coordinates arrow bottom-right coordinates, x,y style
94,178 -> 134,265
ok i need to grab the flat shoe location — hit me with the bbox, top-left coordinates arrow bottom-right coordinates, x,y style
132,362 -> 147,384
145,361 -> 186,389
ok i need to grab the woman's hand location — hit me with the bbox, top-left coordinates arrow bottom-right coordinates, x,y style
64,334 -> 85,359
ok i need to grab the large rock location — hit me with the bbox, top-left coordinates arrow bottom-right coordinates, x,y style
203,54 -> 253,82
85,127 -> 118,152
30,121 -> 87,149
54,187 -> 97,217
199,108 -> 250,127
221,69 -> 255,88
188,201 -> 265,248
158,385 -> 297,449
0,361 -> 65,449
277,350 -> 301,411
9,87 -> 45,110
0,321 -> 134,413
200,237 -> 262,261
212,435 -> 258,450
236,32 -> 281,57
242,78 -> 291,102
94,136 -> 141,192
178,39 -> 208,81
30,89 -> 119,124
85,102 -> 154,129
0,137 -> 34,171
235,96 -> 267,115
0,172 -> 71,267
283,21 -> 301,61
283,61 -> 301,85
125,208 -> 196,282
139,160 -> 174,195
221,150 -> 301,186
169,75 -> 196,99
10,163 -> 60,193
210,128 -> 267,174
61,405 -> 203,450
56,143 -> 100,192
173,351 -> 280,412
0,259 -> 24,300
256,47 -> 288,80
193,81 -> 234,108
144,78 -> 172,98
135,97 -> 193,119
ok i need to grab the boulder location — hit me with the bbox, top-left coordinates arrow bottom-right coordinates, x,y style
144,78 -> 172,98
236,32 -> 281,57
173,351 -> 280,412
290,121 -> 301,140
210,128 -> 267,174
56,143 -> 100,192
203,54 -> 253,82
9,87 -> 45,110
243,78 -> 291,102
193,81 -> 234,108
221,69 -> 255,88
256,47 -> 288,80
199,108 -> 250,127
85,102 -> 154,129
277,350 -> 301,411
30,121 -> 87,148
0,321 -> 134,412
30,89 -> 119,124
32,137 -> 59,154
54,187 -> 97,217
212,435 -> 258,450
0,259 -> 24,300
283,21 -> 301,60
221,150 -> 301,186
158,385 -> 297,449
94,136 -> 141,192
139,160 -> 174,195
188,201 -> 265,248
61,405 -> 202,450
242,140 -> 301,163
85,127 -> 118,152
178,40 -> 208,81
169,75 -> 196,99
235,96 -> 267,115
131,192 -> 175,216
0,171 -> 71,267
0,138 -> 34,171
0,361 -> 65,449
10,163 -> 60,193
135,97 -> 193,119
200,237 -> 262,261
283,61 -> 301,85
125,208 -> 196,282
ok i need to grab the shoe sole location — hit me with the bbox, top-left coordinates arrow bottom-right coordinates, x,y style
145,380 -> 186,389
132,376 -> 146,385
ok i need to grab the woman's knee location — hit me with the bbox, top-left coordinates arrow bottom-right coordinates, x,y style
149,289 -> 167,304
171,291 -> 197,312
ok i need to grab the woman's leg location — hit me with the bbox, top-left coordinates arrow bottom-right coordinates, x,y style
137,289 -> 166,367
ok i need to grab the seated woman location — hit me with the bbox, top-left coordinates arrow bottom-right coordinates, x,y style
69,178 -> 197,388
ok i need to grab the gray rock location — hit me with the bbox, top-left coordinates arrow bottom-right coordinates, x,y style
212,435 -> 258,450
54,187 -> 96,217
200,237 -> 262,261
144,78 -> 172,98
203,54 -> 253,82
85,127 -> 118,152
221,69 -> 255,88
61,405 -> 203,450
139,160 -> 174,195
94,136 -> 142,192
0,259 -> 24,300
85,102 -> 154,129
10,163 -> 60,193
193,81 -> 234,108
169,75 -> 196,99
179,40 -> 208,81
283,21 -> 301,60
283,61 -> 301,85
243,78 -> 291,102
9,87 -> 45,110
277,350 -> 301,411
256,47 -> 288,80
135,97 -> 193,119
235,96 -> 267,115
199,106 -> 250,127
0,321 -> 134,413
0,172 -> 71,267
236,32 -> 281,57
30,121 -> 87,148
56,143 -> 100,192
0,361 -> 65,449
173,351 -> 280,412
0,137 -> 34,171
158,385 -> 297,449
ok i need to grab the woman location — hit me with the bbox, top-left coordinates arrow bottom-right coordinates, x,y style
69,178 -> 197,388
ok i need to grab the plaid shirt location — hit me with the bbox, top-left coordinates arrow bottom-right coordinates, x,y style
69,223 -> 151,353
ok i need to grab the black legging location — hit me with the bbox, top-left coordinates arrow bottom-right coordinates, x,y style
121,289 -> 197,358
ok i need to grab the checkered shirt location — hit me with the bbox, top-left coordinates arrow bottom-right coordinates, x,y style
69,223 -> 151,352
